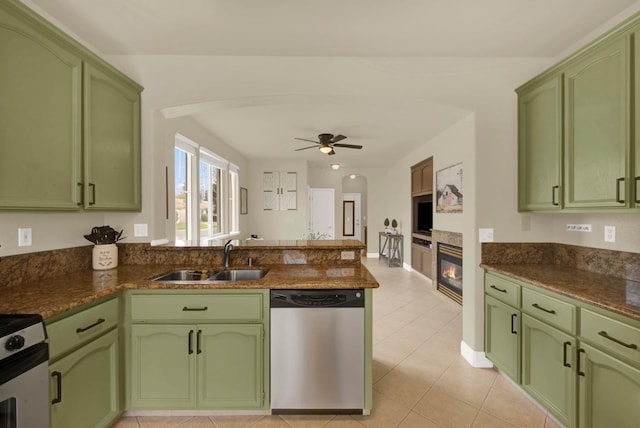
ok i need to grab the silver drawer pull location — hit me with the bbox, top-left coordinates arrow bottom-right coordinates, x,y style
490,285 -> 507,293
76,318 -> 105,333
182,306 -> 208,311
532,303 -> 556,314
598,330 -> 638,350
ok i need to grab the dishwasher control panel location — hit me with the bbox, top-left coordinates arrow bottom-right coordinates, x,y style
270,289 -> 364,308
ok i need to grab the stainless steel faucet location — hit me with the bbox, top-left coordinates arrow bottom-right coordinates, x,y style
223,239 -> 234,268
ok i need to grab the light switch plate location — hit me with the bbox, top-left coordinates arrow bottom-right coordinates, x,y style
18,228 -> 32,246
134,224 -> 148,237
479,228 -> 494,243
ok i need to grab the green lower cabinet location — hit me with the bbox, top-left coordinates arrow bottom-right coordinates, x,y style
522,314 -> 576,428
197,325 -> 263,408
130,325 -> 196,408
130,324 -> 263,410
49,329 -> 119,428
578,343 -> 640,428
485,295 -> 520,382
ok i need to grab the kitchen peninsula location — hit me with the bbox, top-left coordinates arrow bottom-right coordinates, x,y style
0,240 -> 378,426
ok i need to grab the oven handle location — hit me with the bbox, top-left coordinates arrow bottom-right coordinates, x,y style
51,371 -> 62,404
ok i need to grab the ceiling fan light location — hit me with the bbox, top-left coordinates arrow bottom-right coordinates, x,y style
350,174 -> 357,179
319,145 -> 332,154
330,163 -> 340,170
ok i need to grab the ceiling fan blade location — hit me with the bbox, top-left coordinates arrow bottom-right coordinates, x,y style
332,143 -> 362,149
295,137 -> 320,144
295,145 -> 318,151
330,134 -> 347,143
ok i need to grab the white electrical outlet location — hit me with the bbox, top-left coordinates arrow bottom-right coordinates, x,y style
521,216 -> 531,231
18,228 -> 32,246
134,223 -> 148,237
566,224 -> 592,232
604,225 -> 616,243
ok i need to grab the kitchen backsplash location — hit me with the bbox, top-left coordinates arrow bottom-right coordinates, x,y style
481,242 -> 640,282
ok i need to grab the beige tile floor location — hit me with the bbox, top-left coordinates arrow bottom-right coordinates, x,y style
114,258 -> 562,428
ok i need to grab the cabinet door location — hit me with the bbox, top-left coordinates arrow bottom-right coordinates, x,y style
522,314 -> 576,428
197,325 -> 264,409
83,62 -> 141,211
564,36 -> 630,209
0,6 -> 82,210
517,75 -> 563,211
578,343 -> 640,428
420,246 -> 432,278
130,325 -> 196,409
485,295 -> 520,383
419,162 -> 433,194
49,329 -> 119,428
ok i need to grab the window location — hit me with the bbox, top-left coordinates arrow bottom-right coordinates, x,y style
174,134 -> 239,242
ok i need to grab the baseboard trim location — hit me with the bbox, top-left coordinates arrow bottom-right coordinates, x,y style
460,341 -> 494,368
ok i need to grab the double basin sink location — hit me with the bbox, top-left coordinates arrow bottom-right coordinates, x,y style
153,268 -> 268,283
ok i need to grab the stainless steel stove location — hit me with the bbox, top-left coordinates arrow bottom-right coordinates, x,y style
0,314 -> 49,428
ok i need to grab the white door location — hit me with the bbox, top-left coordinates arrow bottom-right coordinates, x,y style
308,188 -> 335,239
342,193 -> 361,241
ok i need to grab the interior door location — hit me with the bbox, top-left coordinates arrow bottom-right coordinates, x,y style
308,188 -> 335,239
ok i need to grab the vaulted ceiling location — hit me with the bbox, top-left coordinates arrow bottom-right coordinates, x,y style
26,0 -> 640,168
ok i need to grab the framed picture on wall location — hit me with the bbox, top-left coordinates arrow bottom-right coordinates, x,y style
240,187 -> 248,214
436,163 -> 463,213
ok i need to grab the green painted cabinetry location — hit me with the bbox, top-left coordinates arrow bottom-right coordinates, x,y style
484,270 -> 640,428
516,15 -> 640,212
485,295 -> 520,382
47,298 -> 121,428
0,0 -> 142,211
521,314 -> 576,427
577,343 -> 640,428
128,291 -> 268,411
517,75 -> 563,211
564,36 -> 630,209
49,329 -> 120,428
83,62 -> 141,210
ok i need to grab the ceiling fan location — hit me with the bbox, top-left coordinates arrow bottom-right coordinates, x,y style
294,133 -> 362,156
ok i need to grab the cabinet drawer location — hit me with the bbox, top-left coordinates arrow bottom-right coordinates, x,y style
581,309 -> 640,365
485,273 -> 520,307
522,288 -> 576,334
131,293 -> 264,322
48,298 -> 119,360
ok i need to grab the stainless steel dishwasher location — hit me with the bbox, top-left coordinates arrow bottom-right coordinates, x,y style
270,289 -> 365,413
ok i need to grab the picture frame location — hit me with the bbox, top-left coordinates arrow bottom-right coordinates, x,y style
436,163 -> 463,213
240,187 -> 248,214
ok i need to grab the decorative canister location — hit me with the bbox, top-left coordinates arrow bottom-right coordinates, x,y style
92,244 -> 118,270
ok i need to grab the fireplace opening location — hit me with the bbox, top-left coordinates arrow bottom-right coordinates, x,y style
437,243 -> 462,304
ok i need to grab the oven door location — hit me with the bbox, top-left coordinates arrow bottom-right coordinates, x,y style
0,343 -> 49,428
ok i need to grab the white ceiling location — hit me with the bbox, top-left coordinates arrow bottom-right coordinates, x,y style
26,0 -> 640,168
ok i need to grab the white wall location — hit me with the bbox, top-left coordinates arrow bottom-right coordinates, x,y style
388,114 -> 478,350
246,159 -> 308,240
308,166 -> 389,254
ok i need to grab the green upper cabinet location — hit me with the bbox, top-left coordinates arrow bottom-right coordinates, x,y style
83,62 -> 141,211
517,75 -> 563,211
515,16 -> 640,212
564,36 -> 630,209
0,4 -> 83,209
0,1 -> 142,211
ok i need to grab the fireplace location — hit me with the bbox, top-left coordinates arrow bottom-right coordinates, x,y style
437,243 -> 462,304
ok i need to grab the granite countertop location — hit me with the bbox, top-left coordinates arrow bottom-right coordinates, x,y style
0,263 -> 379,320
159,239 -> 366,249
482,263 -> 640,322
